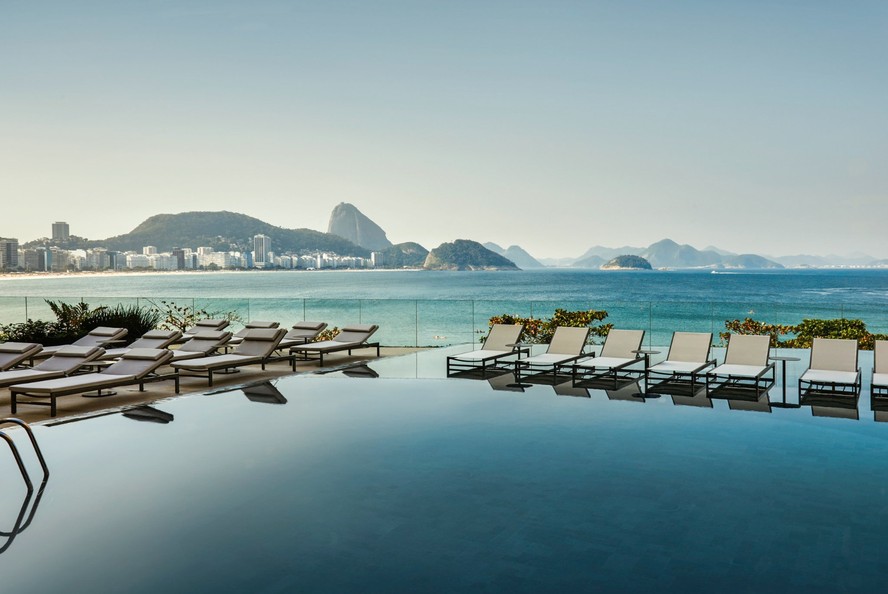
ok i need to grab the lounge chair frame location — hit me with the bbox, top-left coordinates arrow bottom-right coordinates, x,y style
569,329 -> 648,389
798,338 -> 861,406
705,335 -> 776,400
10,350 -> 178,417
514,327 -> 590,384
645,332 -> 717,397
446,324 -> 526,378
172,328 -> 288,386
290,325 -> 381,368
871,340 -> 888,400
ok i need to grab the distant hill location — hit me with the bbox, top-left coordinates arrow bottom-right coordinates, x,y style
379,242 -> 429,268
601,255 -> 652,270
424,240 -> 519,271
93,211 -> 370,256
575,244 -> 644,262
483,243 -> 544,268
327,202 -> 392,251
572,254 -> 606,269
641,239 -> 781,269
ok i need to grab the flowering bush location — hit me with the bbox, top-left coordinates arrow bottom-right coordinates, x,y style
721,317 -> 887,350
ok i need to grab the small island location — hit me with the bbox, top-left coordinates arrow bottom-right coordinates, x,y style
601,254 -> 653,270
424,239 -> 520,271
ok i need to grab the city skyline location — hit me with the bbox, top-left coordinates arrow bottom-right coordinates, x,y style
3,1 -> 887,258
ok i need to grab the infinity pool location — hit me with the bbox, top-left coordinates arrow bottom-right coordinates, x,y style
2,351 -> 888,592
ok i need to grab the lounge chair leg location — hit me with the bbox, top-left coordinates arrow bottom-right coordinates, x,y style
208,370 -> 214,387
11,392 -> 17,414
51,396 -> 56,418
174,375 -> 180,394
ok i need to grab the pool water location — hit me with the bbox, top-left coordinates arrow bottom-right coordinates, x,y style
2,351 -> 887,593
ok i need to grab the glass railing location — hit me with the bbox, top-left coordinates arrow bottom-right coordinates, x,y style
2,296 -> 887,348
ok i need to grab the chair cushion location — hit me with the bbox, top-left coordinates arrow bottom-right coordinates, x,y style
293,321 -> 326,331
0,342 -> 40,354
801,369 -> 859,384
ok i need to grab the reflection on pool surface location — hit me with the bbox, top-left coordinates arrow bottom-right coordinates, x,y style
2,350 -> 888,593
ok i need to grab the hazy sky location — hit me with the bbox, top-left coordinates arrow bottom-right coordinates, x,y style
2,0 -> 887,258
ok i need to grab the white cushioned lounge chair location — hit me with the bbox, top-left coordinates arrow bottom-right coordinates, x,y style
570,329 -> 647,389
34,327 -> 128,359
171,328 -> 287,386
0,346 -> 105,389
798,338 -> 861,403
290,324 -> 380,368
277,321 -> 329,350
446,324 -> 525,377
0,342 -> 42,371
872,340 -> 888,399
705,334 -> 776,399
169,331 -> 233,362
645,331 -> 716,396
99,329 -> 183,360
10,348 -> 176,417
514,326 -> 590,383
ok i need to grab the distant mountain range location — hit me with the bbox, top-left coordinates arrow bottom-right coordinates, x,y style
29,204 -> 882,271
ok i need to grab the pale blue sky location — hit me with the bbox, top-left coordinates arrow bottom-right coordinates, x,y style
2,0 -> 886,258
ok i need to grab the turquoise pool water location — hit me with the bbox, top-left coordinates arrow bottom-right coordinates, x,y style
2,352 -> 887,592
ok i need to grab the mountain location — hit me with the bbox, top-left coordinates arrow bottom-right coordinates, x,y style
575,244 -> 644,261
424,240 -> 519,271
483,243 -> 544,268
93,211 -> 370,256
572,254 -> 606,269
327,202 -> 393,251
640,239 -> 782,269
601,255 -> 652,270
379,242 -> 429,268
773,253 -> 877,267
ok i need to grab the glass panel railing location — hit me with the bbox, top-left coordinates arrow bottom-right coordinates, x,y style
304,299 -> 362,335
358,299 -> 416,347
246,298 -> 305,328
417,300 -> 474,347
0,297 -> 27,325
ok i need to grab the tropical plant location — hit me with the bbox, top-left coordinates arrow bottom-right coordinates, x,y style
486,308 -> 612,344
722,317 -> 888,350
146,299 -> 243,333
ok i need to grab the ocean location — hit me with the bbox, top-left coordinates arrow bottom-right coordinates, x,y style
1,269 -> 887,346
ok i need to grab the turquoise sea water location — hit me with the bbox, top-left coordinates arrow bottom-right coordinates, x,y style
1,269 -> 887,346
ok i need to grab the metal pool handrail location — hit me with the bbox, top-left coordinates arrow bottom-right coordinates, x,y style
0,418 -> 50,491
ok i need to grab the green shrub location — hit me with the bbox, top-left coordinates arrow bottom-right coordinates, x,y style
146,299 -> 243,333
487,308 -> 612,344
722,317 -> 887,350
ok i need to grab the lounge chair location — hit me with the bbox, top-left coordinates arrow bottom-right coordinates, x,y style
0,342 -> 42,371
173,319 -> 231,344
514,326 -> 590,383
226,321 -> 281,346
276,321 -> 329,350
645,332 -> 716,396
169,331 -> 232,362
171,328 -> 287,386
33,326 -> 128,359
872,340 -> 888,399
99,329 -> 183,360
446,324 -> 525,377
290,324 -> 381,368
798,338 -> 861,404
0,346 -> 105,389
705,334 -> 776,398
10,348 -> 176,417
569,329 -> 647,389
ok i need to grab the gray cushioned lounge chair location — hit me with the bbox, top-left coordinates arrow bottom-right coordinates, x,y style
872,340 -> 888,399
33,327 -> 128,359
0,346 -> 105,389
446,324 -> 525,377
290,324 -> 380,368
276,321 -> 329,350
0,342 -> 42,371
570,329 -> 647,389
226,321 -> 282,346
798,338 -> 861,403
171,327 -> 287,386
10,348 -> 176,417
173,319 -> 231,344
168,331 -> 233,362
705,334 -> 776,399
645,331 -> 716,396
514,326 -> 590,383
99,329 -> 183,360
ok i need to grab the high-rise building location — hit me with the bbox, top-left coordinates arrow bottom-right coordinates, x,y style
0,238 -> 20,270
252,234 -> 271,268
52,221 -> 70,242
143,246 -> 157,255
